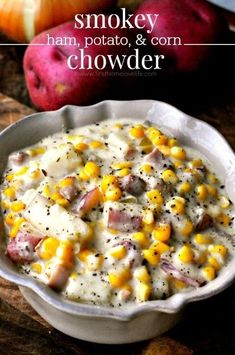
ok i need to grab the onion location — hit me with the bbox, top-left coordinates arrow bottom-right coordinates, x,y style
0,0 -> 116,42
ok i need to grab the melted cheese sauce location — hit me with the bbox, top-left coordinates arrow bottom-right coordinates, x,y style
1,119 -> 235,307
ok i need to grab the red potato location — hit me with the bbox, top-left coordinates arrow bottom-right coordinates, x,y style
23,18 -> 134,111
135,0 -> 228,73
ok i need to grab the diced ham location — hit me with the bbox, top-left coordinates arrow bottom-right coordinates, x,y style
6,231 -> 42,264
145,148 -> 173,170
48,264 -> 70,291
9,151 -> 28,165
107,209 -> 142,233
120,174 -> 146,196
60,185 -> 78,201
59,178 -> 78,202
196,213 -> 213,231
160,259 -> 202,288
125,148 -> 138,161
73,187 -> 100,217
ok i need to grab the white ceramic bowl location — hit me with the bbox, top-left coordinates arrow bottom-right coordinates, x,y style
0,100 -> 235,344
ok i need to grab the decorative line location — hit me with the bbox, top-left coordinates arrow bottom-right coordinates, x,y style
1,43 -> 235,46
184,43 -> 235,46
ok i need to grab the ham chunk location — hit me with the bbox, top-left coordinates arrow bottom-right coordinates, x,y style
120,174 -> 146,196
73,187 -> 100,217
160,259 -> 202,288
196,213 -> 213,231
104,202 -> 142,233
6,231 -> 42,264
145,148 -> 172,171
59,177 -> 78,201
9,151 -> 28,165
48,264 -> 70,291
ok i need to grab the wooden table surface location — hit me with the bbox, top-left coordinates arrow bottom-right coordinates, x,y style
0,1 -> 235,352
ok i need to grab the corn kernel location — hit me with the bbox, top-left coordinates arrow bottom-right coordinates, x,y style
129,125 -> 145,139
207,172 -> 219,185
108,269 -> 132,288
173,279 -> 186,289
180,220 -> 193,237
90,141 -> 103,149
151,241 -> 170,255
178,245 -> 194,263
134,266 -> 151,283
9,217 -> 25,238
153,134 -> 168,146
3,187 -> 16,200
51,192 -> 62,201
216,213 -> 231,227
105,187 -> 122,202
109,245 -> 127,260
196,184 -> 208,201
146,189 -> 164,206
101,175 -> 118,192
139,164 -> 154,175
132,232 -> 150,248
147,127 -> 161,140
15,166 -> 29,176
116,168 -> 130,177
11,201 -> 25,212
194,234 -> 212,245
208,257 -> 221,271
1,200 -> 10,210
177,182 -> 192,194
142,223 -> 155,234
114,123 -> 123,129
168,138 -> 178,148
84,162 -> 100,178
174,162 -> 184,169
42,185 -> 51,198
75,142 -> 89,152
29,169 -> 41,179
79,169 -> 89,181
31,263 -> 42,274
35,146 -> 46,155
171,146 -> 186,161
143,248 -> 160,266
153,223 -> 171,242
206,185 -> 217,197
59,177 -> 74,188
142,209 -> 155,225
157,145 -> 171,156
6,174 -> 14,182
218,196 -> 230,209
162,169 -> 178,184
5,212 -> 16,226
209,244 -> 227,257
56,240 -> 73,267
170,198 -> 185,215
140,137 -> 152,147
70,271 -> 78,280
136,282 -> 152,302
202,266 -> 215,281
56,198 -> 70,208
77,249 -> 93,262
191,159 -> 204,169
40,237 -> 59,260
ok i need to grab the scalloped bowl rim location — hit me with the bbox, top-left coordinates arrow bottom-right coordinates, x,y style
0,100 -> 234,322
